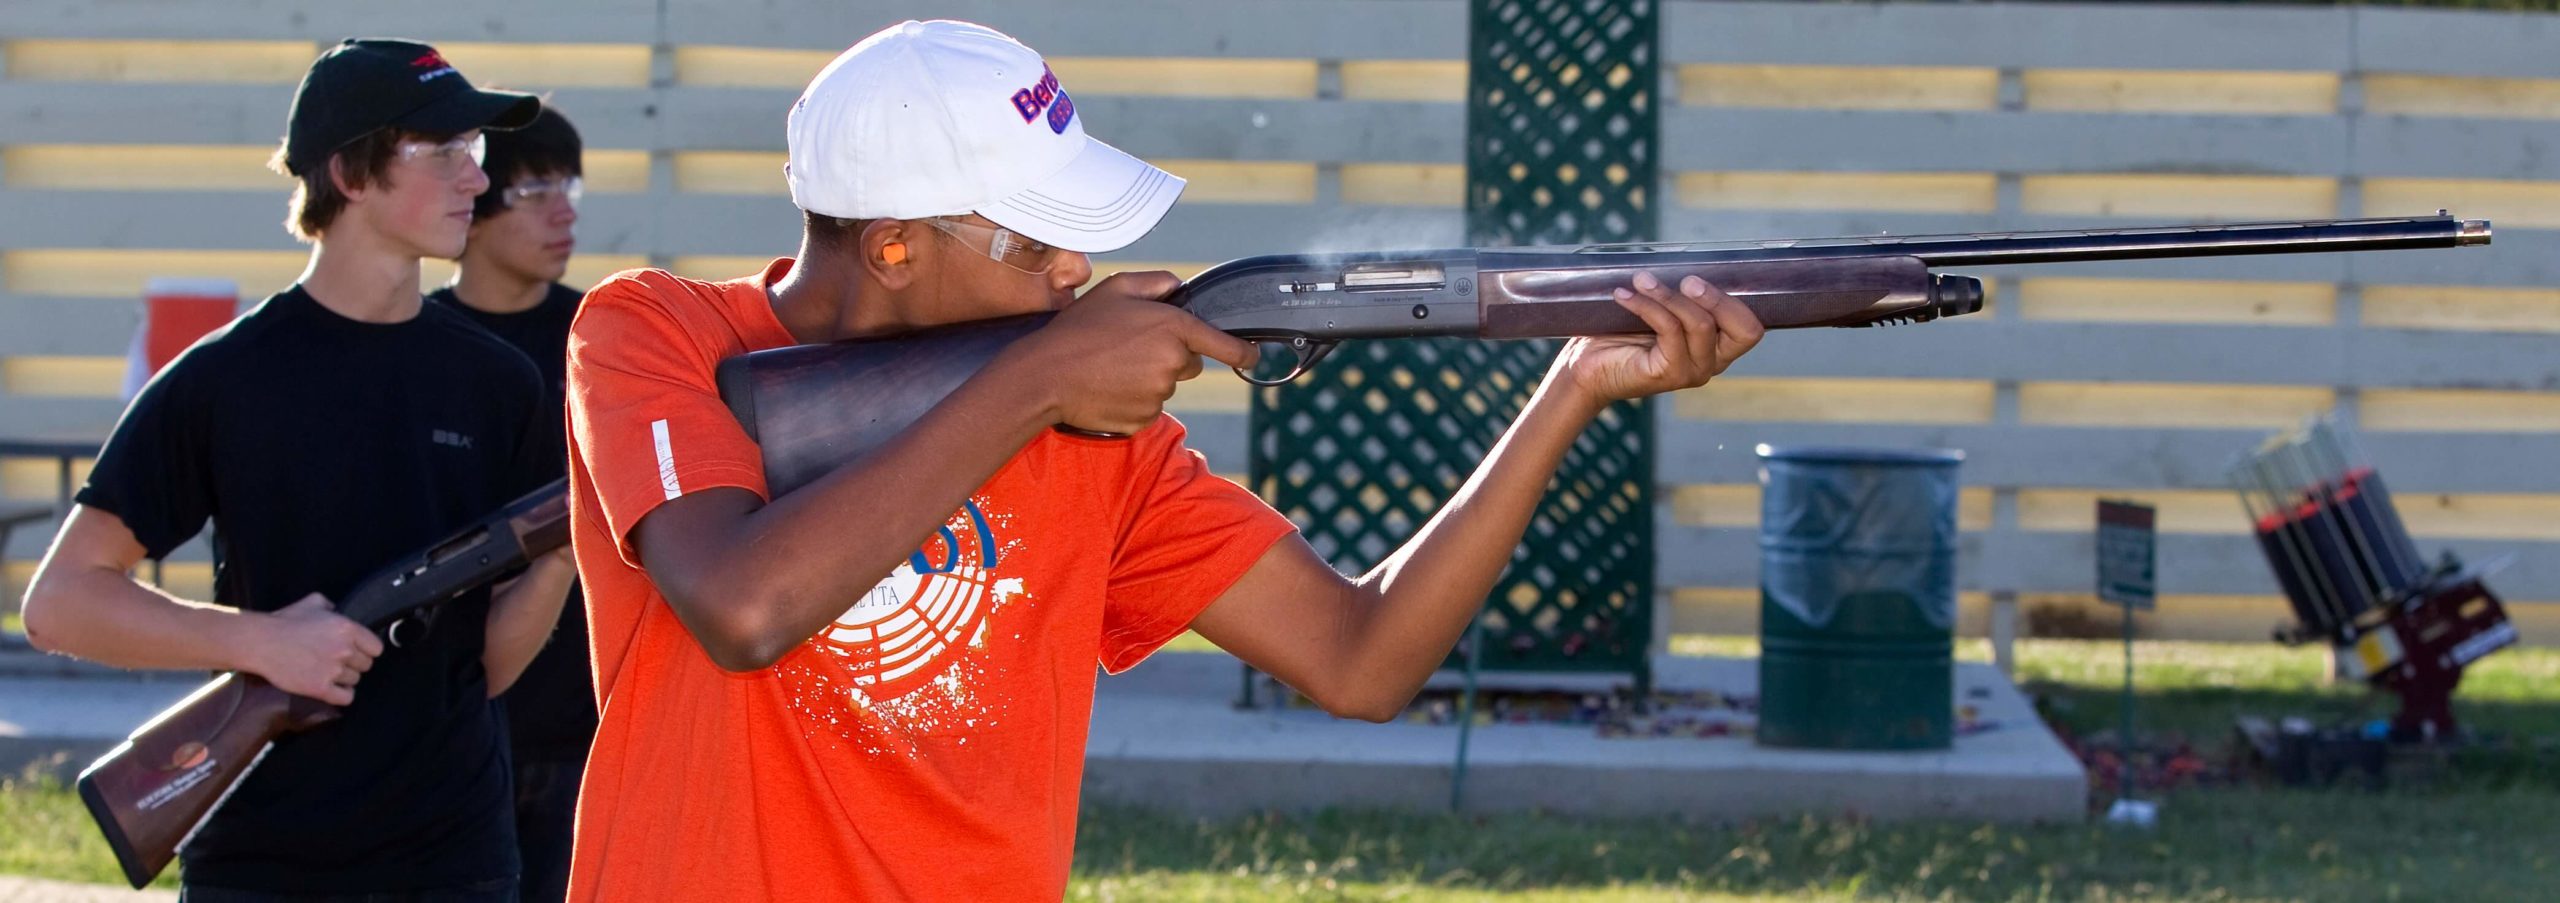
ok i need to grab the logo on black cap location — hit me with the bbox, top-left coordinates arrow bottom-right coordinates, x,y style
409,50 -> 458,83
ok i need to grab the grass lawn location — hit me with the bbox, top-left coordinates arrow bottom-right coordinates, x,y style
8,639 -> 2559,900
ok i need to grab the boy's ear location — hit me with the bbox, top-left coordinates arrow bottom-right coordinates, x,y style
861,219 -> 918,289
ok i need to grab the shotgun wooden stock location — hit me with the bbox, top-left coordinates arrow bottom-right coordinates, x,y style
76,478 -> 571,889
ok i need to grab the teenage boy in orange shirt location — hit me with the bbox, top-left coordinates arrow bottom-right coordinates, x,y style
563,20 -> 1760,901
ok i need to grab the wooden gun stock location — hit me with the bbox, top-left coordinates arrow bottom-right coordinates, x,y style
75,674 -> 334,888
75,478 -> 571,889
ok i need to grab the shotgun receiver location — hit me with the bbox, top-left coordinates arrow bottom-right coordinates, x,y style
718,214 -> 2489,496
75,478 -> 571,889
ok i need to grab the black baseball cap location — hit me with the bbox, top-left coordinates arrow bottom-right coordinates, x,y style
280,38 -> 542,176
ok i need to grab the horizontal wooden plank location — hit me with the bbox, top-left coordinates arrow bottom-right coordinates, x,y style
2356,7 -> 2560,80
1664,1 -> 2352,72
3,356 -> 123,398
1724,322 -> 2560,391
0,84 -> 1474,163
0,190 -> 306,251
1676,172 -> 1997,214
1661,525 -> 2560,599
2365,177 -> 2560,231
0,394 -> 123,438
2364,75 -> 2560,122
1681,113 -> 2560,183
3,39 -> 316,82
2363,388 -> 2560,433
2020,278 -> 2335,327
1648,421 -> 2560,495
5,2 -> 1464,60
0,295 -> 135,355
2023,174 -> 2337,221
0,82 -> 295,146
646,90 -> 1473,160
1664,109 -> 2352,177
1673,377 -> 1997,425
2356,118 -> 2560,182
638,194 -> 1469,263
2363,285 -> 2560,335
2015,383 -> 2334,431
659,0 -> 1469,59
0,1 -> 660,43
2022,70 -> 2339,116
1675,65 -> 1997,111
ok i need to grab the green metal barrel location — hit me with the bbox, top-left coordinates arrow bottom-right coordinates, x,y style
1755,445 -> 1963,750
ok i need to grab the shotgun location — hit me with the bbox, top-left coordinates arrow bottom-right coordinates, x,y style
75,478 -> 571,889
718,214 -> 2490,495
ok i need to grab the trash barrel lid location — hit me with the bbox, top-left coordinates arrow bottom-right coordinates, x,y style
1754,444 -> 1964,466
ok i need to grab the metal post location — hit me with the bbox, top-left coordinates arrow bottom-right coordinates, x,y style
2120,594 -> 2135,804
1450,618 -> 1484,812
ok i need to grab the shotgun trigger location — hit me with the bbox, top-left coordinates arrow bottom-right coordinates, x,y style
1236,337 -> 1338,387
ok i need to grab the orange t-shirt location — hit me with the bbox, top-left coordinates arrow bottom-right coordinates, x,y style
561,260 -> 1296,901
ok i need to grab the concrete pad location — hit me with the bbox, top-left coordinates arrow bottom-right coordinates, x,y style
0,652 -> 2086,825
1085,652 -> 2088,824
0,675 -> 194,782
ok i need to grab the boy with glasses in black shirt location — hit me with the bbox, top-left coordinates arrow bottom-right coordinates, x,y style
21,38 -> 578,901
430,103 -> 592,903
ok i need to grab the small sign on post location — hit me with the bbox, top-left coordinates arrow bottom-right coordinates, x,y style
2097,500 -> 2157,611
2096,499 -> 2158,828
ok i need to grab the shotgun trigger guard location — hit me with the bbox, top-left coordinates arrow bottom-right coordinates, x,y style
384,602 -> 441,649
1235,337 -> 1338,387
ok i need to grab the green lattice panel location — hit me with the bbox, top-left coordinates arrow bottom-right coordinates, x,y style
1470,0 -> 1659,247
1247,0 -> 1659,679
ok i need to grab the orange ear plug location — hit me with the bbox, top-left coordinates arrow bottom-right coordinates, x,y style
881,242 -> 908,265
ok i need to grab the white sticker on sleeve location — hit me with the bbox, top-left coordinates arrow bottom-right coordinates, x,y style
652,419 -> 681,500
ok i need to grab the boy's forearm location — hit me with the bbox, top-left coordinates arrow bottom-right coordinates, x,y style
24,566 -> 265,673
1339,372 -> 1607,705
482,553 -> 579,696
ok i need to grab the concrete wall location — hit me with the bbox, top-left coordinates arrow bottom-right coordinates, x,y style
3,1 -> 2558,641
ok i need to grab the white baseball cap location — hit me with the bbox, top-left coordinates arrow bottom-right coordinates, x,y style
785,20 -> 1185,254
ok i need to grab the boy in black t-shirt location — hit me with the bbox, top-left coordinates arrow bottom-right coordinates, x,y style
428,103 -> 591,903
19,39 -> 578,901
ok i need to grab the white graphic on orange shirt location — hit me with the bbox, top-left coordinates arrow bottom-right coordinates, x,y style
784,498 -> 1028,754
817,561 -> 990,689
